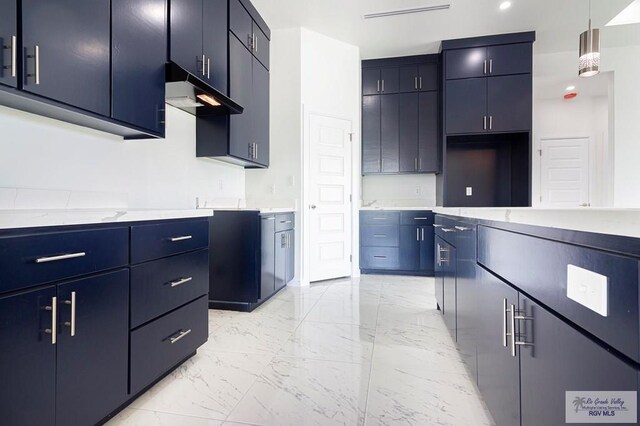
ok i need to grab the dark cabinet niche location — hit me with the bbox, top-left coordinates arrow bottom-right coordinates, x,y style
445,133 -> 529,208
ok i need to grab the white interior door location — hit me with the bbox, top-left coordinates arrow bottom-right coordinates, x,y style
540,138 -> 590,207
308,114 -> 352,282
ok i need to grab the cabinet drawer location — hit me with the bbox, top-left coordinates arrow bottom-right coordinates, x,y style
360,247 -> 400,270
275,213 -> 294,232
434,215 -> 459,245
478,225 -> 640,363
131,249 -> 209,328
360,225 -> 399,247
0,227 -> 128,294
360,211 -> 400,226
130,296 -> 208,394
400,211 -> 434,226
131,220 -> 209,264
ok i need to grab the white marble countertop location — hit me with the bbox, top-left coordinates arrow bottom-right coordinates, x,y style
0,209 -> 214,230
212,208 -> 296,214
360,206 -> 435,211
433,207 -> 640,239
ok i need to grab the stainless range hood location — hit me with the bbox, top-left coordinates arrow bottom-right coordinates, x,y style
165,62 -> 243,116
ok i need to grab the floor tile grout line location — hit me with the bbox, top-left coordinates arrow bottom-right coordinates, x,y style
361,292 -> 382,426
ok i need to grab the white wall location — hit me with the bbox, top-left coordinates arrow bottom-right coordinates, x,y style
0,104 -> 245,209
533,95 -> 609,206
362,174 -> 437,207
535,45 -> 640,207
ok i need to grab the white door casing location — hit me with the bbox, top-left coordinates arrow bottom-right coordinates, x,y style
539,137 -> 590,207
308,114 -> 352,282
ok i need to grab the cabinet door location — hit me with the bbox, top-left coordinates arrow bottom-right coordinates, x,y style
170,0 -> 203,76
22,0 -> 111,115
445,78 -> 487,134
253,22 -> 269,70
362,95 -> 381,173
434,236 -> 446,311
112,0 -> 167,134
229,35 -> 253,161
285,230 -> 295,284
362,68 -> 380,95
380,67 -> 399,94
418,91 -> 439,172
0,0 -> 17,88
260,216 -> 276,300
418,62 -> 438,92
229,0 -> 252,50
399,65 -> 419,92
455,225 -> 477,381
203,0 -> 228,91
487,74 -> 532,132
0,286 -> 56,426
443,244 -> 457,339
274,231 -> 287,291
419,226 -> 434,272
252,58 -> 270,166
399,225 -> 420,271
56,270 -> 129,426
519,295 -> 640,426
381,94 -> 399,173
476,268 -> 521,426
487,43 -> 532,76
445,47 -> 487,79
399,93 -> 419,172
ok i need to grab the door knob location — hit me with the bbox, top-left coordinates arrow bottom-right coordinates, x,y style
310,204 -> 317,209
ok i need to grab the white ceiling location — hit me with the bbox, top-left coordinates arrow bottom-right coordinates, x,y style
251,0 -> 640,59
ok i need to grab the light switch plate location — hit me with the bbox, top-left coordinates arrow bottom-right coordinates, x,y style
466,187 -> 473,196
567,265 -> 609,317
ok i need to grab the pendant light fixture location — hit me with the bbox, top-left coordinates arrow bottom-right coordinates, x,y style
579,0 -> 601,77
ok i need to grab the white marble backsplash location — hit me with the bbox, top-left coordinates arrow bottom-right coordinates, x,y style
0,187 -> 128,210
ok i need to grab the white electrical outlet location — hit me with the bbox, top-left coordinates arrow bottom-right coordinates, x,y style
567,265 -> 609,317
466,187 -> 473,196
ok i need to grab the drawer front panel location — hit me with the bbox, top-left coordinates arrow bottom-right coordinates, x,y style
0,227 -> 128,294
275,213 -> 295,232
400,211 -> 434,226
361,225 -> 399,247
434,215 -> 458,245
130,296 -> 208,394
131,220 -> 209,264
131,249 -> 209,328
360,247 -> 400,270
478,225 -> 640,363
360,211 -> 400,226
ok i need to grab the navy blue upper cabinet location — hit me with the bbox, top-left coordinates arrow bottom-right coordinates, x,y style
487,74 -> 532,132
0,0 -> 17,88
362,95 -> 381,173
380,94 -> 400,173
418,91 -> 439,172
0,285 -> 57,425
112,0 -> 167,135
203,0 -> 229,92
445,78 -> 487,134
380,67 -> 399,94
55,270 -> 129,426
169,0 -> 203,76
418,63 -> 438,91
229,0 -> 252,51
445,47 -> 487,80
229,34 -> 254,162
399,65 -> 419,93
363,69 -> 381,95
487,43 -> 532,76
399,93 -> 419,172
252,22 -> 269,70
252,58 -> 269,166
21,0 -> 110,115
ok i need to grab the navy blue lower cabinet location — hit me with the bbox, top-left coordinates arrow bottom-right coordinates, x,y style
0,285 -> 57,425
418,226 -> 434,273
261,215 -> 276,300
518,295 -> 640,426
56,269 -> 130,426
443,243 -> 457,339
399,225 -> 420,271
434,235 -> 446,310
476,267 -> 521,426
453,222 -> 477,379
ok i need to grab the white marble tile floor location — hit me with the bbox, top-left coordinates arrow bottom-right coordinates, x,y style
107,275 -> 494,426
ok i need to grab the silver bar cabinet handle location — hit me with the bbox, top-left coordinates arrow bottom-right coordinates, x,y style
414,217 -> 428,220
510,304 -> 517,357
483,60 -> 487,75
489,116 -> 493,130
419,157 -> 422,169
442,228 -> 455,233
169,235 -> 192,242
419,76 -> 423,90
483,115 -> 487,130
171,277 -> 193,288
502,298 -> 509,347
414,77 -> 418,90
377,80 -> 380,92
64,291 -> 76,337
416,228 -> 420,241
45,297 -> 57,345
170,329 -> 192,344
433,224 -> 443,228
202,54 -> 206,76
34,45 -> 40,85
36,252 -> 86,264
382,79 -> 385,92
255,34 -> 258,52
421,228 -> 425,241
415,158 -> 418,170
489,59 -> 493,74
207,58 -> 210,79
10,35 -> 17,77
373,255 -> 387,259
455,226 -> 470,231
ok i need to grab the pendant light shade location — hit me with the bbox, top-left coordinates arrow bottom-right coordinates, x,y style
579,2 -> 601,78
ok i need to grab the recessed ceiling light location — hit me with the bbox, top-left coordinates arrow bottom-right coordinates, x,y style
363,4 -> 451,19
499,1 -> 512,10
566,85 -> 576,91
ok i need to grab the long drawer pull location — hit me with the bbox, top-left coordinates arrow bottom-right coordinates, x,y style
433,224 -> 443,228
44,297 -> 57,345
373,234 -> 387,238
280,220 -> 293,224
170,329 -> 192,344
442,228 -> 456,233
169,235 -> 192,242
455,226 -> 471,231
414,217 -> 429,220
373,255 -> 387,259
36,252 -> 86,264
170,277 -> 193,288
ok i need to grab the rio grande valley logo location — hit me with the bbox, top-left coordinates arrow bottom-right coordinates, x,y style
566,392 -> 637,423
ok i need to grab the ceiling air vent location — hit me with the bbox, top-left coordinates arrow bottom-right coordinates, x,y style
363,4 -> 451,20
